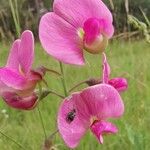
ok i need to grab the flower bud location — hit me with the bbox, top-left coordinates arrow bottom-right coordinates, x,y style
108,78 -> 128,92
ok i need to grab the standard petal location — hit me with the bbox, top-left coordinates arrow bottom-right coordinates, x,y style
57,94 -> 89,148
0,68 -> 27,90
102,53 -> 110,83
54,0 -> 113,29
90,120 -> 118,144
102,19 -> 114,38
6,39 -> 20,71
19,30 -> 34,74
108,77 -> 128,92
80,84 -> 124,120
39,12 -> 84,65
2,92 -> 38,110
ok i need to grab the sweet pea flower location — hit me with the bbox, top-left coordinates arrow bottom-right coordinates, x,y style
0,30 -> 44,110
57,54 -> 126,148
102,53 -> 128,92
57,53 -> 128,148
39,0 -> 114,65
58,83 -> 124,148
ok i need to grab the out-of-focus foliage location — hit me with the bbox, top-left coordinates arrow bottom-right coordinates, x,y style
129,0 -> 149,22
105,0 -> 150,33
128,14 -> 150,43
0,0 -> 149,41
0,0 -> 51,41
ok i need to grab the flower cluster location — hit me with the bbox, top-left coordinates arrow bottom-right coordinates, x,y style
0,31 -> 45,110
57,53 -> 127,148
0,0 -> 128,148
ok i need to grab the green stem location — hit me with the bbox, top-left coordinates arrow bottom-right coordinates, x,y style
37,107 -> 47,139
69,80 -> 88,93
0,130 -> 26,150
38,83 -> 42,95
59,62 -> 68,97
37,83 -> 47,139
42,129 -> 59,150
48,129 -> 59,139
39,89 -> 65,100
9,0 -> 21,37
14,0 -> 20,31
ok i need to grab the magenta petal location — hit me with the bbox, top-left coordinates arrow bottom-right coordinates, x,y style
6,30 -> 34,74
6,39 -> 20,71
57,94 -> 90,148
83,18 -> 101,44
39,12 -> 84,65
80,84 -> 124,120
54,0 -> 113,29
2,92 -> 38,110
101,19 -> 114,38
0,68 -> 27,90
0,81 -> 13,95
19,30 -> 34,74
26,69 -> 43,83
109,78 -> 128,92
58,84 -> 124,148
102,53 -> 110,83
83,18 -> 114,44
90,120 -> 118,144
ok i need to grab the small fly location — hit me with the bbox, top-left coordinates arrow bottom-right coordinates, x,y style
66,109 -> 76,123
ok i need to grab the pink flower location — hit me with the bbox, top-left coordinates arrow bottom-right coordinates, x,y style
0,30 -> 44,110
58,84 -> 124,148
39,0 -> 114,65
102,53 -> 128,92
57,53 -> 128,148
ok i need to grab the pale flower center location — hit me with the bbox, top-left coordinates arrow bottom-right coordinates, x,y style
90,116 -> 98,125
77,18 -> 108,54
77,28 -> 85,39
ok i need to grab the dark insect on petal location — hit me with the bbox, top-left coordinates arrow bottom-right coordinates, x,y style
66,109 -> 76,123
